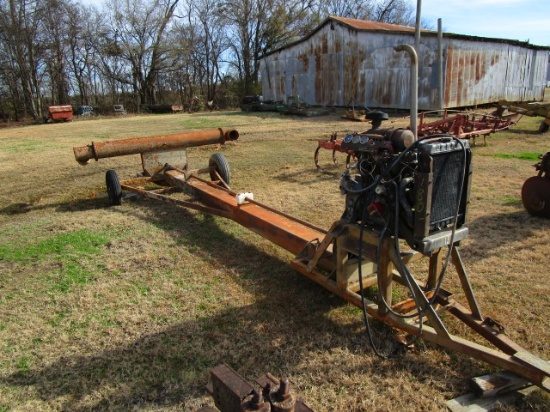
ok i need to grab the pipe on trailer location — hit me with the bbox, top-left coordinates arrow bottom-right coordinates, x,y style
73,128 -> 239,165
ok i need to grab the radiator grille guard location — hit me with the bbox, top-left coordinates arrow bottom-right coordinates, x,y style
412,138 -> 472,253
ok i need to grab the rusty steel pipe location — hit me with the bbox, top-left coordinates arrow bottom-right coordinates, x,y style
394,44 -> 418,142
73,128 -> 239,165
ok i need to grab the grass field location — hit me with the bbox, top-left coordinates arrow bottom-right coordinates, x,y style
0,106 -> 549,411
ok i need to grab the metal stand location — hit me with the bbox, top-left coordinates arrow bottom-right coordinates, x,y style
291,222 -> 550,391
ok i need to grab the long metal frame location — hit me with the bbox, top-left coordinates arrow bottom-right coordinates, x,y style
73,129 -> 550,393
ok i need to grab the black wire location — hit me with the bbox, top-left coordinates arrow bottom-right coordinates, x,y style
342,136 -> 428,195
393,137 -> 468,318
370,181 -> 425,350
377,136 -> 468,318
356,135 -> 469,353
358,195 -> 402,358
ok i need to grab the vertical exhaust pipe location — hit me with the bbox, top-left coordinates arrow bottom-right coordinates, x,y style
394,44 -> 418,142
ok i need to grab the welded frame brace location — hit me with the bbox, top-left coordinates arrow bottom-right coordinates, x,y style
116,168 -> 549,392
290,223 -> 550,391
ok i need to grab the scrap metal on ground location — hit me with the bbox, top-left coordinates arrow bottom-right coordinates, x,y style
341,108 -> 389,126
73,126 -> 550,395
282,96 -> 330,117
522,152 -> 550,218
145,104 -> 184,114
239,95 -> 331,116
205,364 -> 313,412
495,100 -> 550,133
240,96 -> 287,113
416,110 -> 519,145
46,105 -> 73,123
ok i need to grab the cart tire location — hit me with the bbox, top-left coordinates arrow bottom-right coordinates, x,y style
106,169 -> 122,206
209,153 -> 231,186
538,121 -> 549,133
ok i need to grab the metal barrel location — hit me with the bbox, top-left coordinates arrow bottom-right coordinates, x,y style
73,128 -> 239,165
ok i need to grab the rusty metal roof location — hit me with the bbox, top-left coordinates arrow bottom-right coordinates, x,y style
329,15 -> 550,48
261,16 -> 550,59
330,16 -> 417,33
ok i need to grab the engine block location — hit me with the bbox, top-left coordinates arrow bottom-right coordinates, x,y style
339,128 -> 472,253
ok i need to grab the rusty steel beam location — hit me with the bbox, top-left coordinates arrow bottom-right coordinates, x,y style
163,173 -> 549,391
73,128 -> 239,165
289,257 -> 550,391
165,172 -> 330,259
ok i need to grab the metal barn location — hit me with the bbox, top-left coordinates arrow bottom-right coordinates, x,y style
259,16 -> 550,110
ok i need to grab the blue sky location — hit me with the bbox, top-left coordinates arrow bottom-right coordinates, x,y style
86,0 -> 549,47
420,0 -> 550,46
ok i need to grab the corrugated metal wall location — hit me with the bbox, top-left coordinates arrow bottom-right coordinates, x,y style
259,21 -> 549,110
443,39 -> 547,107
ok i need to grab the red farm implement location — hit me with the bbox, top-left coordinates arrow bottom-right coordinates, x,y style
416,110 -> 519,144
46,105 -> 73,123
314,109 -> 519,170
522,152 -> 550,218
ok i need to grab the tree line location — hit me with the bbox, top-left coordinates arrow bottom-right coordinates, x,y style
0,0 -> 419,121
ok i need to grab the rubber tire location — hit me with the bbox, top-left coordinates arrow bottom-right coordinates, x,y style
521,176 -> 550,218
538,121 -> 549,133
209,153 -> 231,186
106,169 -> 122,206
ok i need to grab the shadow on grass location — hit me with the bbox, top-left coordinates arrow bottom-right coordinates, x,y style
459,210 -> 548,263
0,197 -> 108,215
273,164 -> 343,185
0,199 -> 522,410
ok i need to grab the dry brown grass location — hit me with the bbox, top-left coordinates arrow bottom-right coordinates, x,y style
0,107 -> 549,411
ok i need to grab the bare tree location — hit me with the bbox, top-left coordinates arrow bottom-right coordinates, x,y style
167,18 -> 201,109
0,0 -> 433,120
221,0 -> 317,95
42,0 -> 73,105
319,0 -> 376,21
175,0 -> 229,105
0,0 -> 46,120
65,3 -> 100,106
103,0 -> 179,109
373,0 -> 415,26
317,0 -> 418,26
